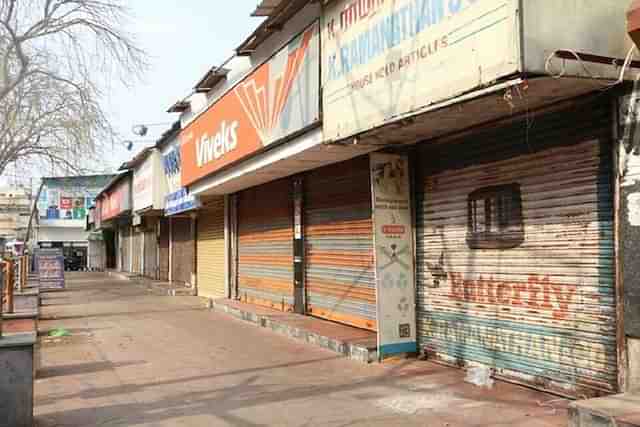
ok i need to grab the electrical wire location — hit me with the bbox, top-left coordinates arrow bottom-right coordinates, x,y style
544,46 -> 638,90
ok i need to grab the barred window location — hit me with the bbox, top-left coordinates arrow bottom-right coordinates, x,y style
467,184 -> 524,249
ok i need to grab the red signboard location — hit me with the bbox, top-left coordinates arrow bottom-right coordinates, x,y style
180,23 -> 319,187
60,197 -> 72,209
100,178 -> 131,221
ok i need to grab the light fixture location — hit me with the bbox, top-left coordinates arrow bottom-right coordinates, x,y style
131,122 -> 173,137
122,140 -> 155,151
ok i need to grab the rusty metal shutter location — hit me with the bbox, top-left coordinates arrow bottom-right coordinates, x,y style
171,217 -> 194,284
132,229 -> 143,275
197,198 -> 226,299
304,157 -> 376,331
415,100 -> 616,397
144,221 -> 158,279
120,226 -> 131,272
158,218 -> 170,281
238,179 -> 293,311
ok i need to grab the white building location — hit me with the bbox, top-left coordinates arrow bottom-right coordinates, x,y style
35,175 -> 114,268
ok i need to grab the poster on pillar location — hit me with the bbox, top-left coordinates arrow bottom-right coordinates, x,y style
370,153 -> 416,358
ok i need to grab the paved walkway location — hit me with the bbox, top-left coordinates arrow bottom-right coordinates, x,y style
35,273 -> 569,427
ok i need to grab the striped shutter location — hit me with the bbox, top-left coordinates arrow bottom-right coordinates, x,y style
120,226 -> 131,272
171,218 -> 194,284
304,157 -> 376,331
415,100 -> 616,397
144,222 -> 157,279
158,218 -> 170,281
132,230 -> 143,274
197,197 -> 226,299
238,179 -> 293,311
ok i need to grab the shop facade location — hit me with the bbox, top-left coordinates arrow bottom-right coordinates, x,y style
158,123 -> 200,288
95,172 -> 133,273
36,175 -> 113,269
157,0 -> 640,398
315,0 -> 631,397
131,148 -> 169,280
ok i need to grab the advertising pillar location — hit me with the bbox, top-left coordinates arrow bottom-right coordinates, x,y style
370,153 -> 417,358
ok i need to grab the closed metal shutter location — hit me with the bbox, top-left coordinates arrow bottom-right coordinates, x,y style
238,179 -> 293,311
197,198 -> 226,299
304,157 -> 376,331
415,100 -> 616,397
171,217 -> 194,284
132,230 -> 143,275
144,221 -> 158,279
158,218 -> 170,281
120,226 -> 131,272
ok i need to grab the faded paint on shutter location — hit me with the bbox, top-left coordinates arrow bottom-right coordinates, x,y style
197,197 -> 226,299
415,101 -> 616,397
144,221 -> 158,279
238,179 -> 293,311
171,217 -> 194,284
120,226 -> 131,272
158,218 -> 170,281
304,157 -> 376,331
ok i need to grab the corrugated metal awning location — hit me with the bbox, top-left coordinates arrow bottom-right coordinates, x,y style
251,0 -> 284,16
194,67 -> 230,93
236,0 -> 310,55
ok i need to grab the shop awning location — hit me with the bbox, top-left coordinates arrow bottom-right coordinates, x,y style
189,128 -> 375,197
349,76 -> 619,148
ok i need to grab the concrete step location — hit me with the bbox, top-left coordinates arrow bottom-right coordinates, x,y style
209,299 -> 378,364
569,393 -> 640,427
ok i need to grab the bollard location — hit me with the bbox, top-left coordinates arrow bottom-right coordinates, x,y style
5,260 -> 14,314
19,256 -> 26,292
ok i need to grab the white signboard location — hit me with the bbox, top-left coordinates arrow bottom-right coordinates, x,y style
133,155 -> 154,211
133,150 -> 166,212
370,153 -> 416,358
322,0 -> 519,141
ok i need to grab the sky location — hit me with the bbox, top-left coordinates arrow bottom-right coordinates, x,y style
105,0 -> 264,171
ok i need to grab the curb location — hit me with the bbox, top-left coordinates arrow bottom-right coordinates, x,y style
210,300 -> 376,364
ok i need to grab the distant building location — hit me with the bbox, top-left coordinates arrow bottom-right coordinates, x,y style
0,186 -> 32,241
35,175 -> 114,269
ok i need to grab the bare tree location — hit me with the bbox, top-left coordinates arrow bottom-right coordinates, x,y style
0,0 -> 147,176
0,69 -> 109,175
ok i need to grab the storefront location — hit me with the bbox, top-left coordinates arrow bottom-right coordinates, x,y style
143,222 -> 158,280
36,175 -> 113,269
181,18 -> 373,314
131,221 -> 143,275
237,179 -> 293,311
317,0 -> 630,394
158,218 -> 170,281
159,123 -> 199,287
95,172 -> 133,273
197,196 -> 227,299
304,157 -> 375,330
415,99 -> 617,397
169,216 -> 194,285
131,147 -> 169,279
119,225 -> 131,272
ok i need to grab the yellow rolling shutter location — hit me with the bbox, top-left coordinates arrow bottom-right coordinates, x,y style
197,197 -> 226,299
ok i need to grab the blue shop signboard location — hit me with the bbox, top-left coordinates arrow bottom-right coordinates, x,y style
36,248 -> 65,289
163,142 -> 200,216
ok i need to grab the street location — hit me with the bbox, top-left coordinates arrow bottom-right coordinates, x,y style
33,273 -> 569,427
